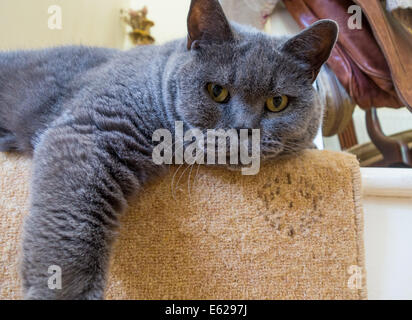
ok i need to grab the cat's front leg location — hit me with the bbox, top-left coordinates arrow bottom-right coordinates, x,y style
22,126 -> 140,300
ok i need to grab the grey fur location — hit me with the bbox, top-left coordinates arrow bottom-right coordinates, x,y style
0,0 -> 337,299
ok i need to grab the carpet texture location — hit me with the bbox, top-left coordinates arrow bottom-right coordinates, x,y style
0,150 -> 366,300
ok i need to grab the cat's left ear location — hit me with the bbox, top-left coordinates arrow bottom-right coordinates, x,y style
187,0 -> 234,50
281,19 -> 339,82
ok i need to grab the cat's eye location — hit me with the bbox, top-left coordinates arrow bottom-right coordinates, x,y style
265,95 -> 289,113
207,83 -> 230,103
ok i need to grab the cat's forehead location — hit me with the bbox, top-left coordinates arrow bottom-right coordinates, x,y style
199,34 -> 304,95
203,32 -> 281,64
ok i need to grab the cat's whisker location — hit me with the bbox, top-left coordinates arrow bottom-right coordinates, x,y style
187,163 -> 195,200
171,164 -> 184,200
175,164 -> 192,198
195,162 -> 201,182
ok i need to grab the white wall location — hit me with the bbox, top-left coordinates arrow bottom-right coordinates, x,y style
0,0 -> 192,50
0,0 -> 129,50
363,196 -> 412,299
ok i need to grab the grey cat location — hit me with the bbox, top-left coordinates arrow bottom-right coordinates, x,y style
0,0 -> 338,299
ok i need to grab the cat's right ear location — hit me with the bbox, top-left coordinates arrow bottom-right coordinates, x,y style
187,0 -> 234,50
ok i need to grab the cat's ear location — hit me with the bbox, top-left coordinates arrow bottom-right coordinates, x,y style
281,19 -> 338,82
187,0 -> 234,50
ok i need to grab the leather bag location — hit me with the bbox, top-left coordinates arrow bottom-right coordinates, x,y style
283,0 -> 404,109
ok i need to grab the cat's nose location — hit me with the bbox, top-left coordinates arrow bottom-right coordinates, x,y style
230,97 -> 261,129
232,116 -> 260,131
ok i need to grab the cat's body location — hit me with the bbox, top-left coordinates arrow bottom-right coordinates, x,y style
1,41 -> 185,299
0,44 -> 166,153
0,0 -> 338,299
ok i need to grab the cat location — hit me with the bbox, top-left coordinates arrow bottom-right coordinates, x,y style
0,0 -> 338,299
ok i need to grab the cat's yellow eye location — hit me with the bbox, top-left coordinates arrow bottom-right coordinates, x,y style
265,95 -> 289,113
207,83 -> 230,103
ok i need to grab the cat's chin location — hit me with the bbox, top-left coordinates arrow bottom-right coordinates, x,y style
201,163 -> 249,172
200,163 -> 243,172
225,164 -> 243,172
222,152 -> 284,172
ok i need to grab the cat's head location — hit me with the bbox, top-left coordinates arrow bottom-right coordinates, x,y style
174,0 -> 338,159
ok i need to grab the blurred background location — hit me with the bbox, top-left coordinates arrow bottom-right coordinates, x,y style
0,0 -> 187,49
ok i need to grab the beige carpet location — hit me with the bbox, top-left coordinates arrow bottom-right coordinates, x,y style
0,150 -> 366,300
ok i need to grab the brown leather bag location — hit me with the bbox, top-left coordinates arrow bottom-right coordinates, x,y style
283,0 -> 404,109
